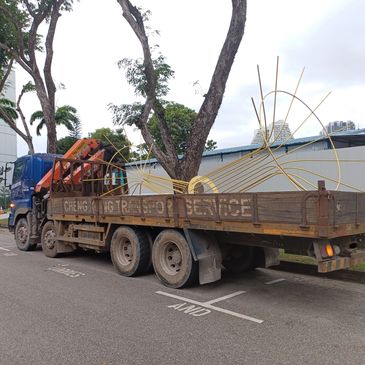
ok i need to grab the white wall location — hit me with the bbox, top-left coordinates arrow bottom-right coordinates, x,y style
0,71 -> 17,185
126,144 -> 365,194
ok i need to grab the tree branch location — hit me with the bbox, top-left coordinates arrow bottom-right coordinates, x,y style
117,0 -> 179,172
181,0 -> 247,174
0,105 -> 32,151
0,3 -> 27,62
0,58 -> 14,94
43,0 -> 63,114
16,86 -> 34,154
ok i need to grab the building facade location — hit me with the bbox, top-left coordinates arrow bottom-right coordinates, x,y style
321,120 -> 356,135
0,70 -> 17,203
126,129 -> 365,194
251,120 -> 293,145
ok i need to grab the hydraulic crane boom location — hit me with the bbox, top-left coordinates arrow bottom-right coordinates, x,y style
35,138 -> 101,193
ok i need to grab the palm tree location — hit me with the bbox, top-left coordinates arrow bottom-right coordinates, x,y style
0,97 -> 18,120
30,105 -> 80,136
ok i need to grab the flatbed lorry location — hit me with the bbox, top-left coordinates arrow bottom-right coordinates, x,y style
7,139 -> 365,288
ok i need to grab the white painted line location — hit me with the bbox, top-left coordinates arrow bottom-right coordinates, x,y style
156,290 -> 263,324
265,278 -> 286,285
203,291 -> 246,305
3,252 -> 17,257
0,247 -> 10,252
47,265 -> 86,278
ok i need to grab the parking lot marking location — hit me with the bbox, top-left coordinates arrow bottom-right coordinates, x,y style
265,278 -> 286,285
47,265 -> 86,278
0,247 -> 10,252
156,290 -> 263,324
3,252 -> 17,257
203,291 -> 246,305
168,303 -> 211,316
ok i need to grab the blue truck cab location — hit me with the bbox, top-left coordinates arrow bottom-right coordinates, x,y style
8,153 -> 59,249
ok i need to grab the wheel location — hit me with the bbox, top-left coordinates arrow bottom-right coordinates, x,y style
222,245 -> 256,274
152,229 -> 198,289
110,226 -> 150,277
15,217 -> 37,251
41,221 -> 59,258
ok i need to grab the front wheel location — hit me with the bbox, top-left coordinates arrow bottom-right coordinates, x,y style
15,217 -> 37,251
41,221 -> 59,258
152,230 -> 198,289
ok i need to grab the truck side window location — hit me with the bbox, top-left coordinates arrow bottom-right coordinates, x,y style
12,160 -> 25,184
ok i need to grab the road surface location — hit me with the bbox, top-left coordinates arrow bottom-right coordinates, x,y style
0,229 -> 364,365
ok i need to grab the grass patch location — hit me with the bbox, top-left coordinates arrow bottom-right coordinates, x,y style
280,250 -> 365,272
0,218 -> 8,225
351,262 -> 365,272
280,251 -> 316,265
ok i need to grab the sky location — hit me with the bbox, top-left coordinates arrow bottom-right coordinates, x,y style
13,0 -> 365,156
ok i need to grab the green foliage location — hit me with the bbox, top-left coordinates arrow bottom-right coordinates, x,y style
148,102 -> 218,155
111,101 -> 218,156
109,102 -> 143,127
69,118 -> 82,139
30,105 -> 80,136
0,97 -> 18,120
205,139 -> 217,151
89,127 -> 130,161
118,54 -> 174,98
56,135 -> 77,155
21,81 -> 36,93
0,1 -> 28,55
147,102 -> 195,155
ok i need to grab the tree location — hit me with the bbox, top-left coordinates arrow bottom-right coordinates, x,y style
30,104 -> 80,136
0,0 -> 75,153
69,116 -> 82,139
0,2 -> 34,153
147,102 -> 217,155
0,82 -> 35,154
56,135 -> 77,154
112,0 -> 247,181
89,127 -> 131,161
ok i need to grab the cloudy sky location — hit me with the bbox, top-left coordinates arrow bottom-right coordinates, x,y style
14,0 -> 365,156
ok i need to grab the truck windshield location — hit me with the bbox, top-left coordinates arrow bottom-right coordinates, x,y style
12,160 -> 25,185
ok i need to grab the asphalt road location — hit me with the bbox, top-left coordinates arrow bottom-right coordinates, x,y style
0,229 -> 364,365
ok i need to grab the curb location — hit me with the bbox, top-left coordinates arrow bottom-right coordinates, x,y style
273,260 -> 365,284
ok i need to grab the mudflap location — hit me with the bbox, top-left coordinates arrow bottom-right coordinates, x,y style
183,229 -> 222,285
262,247 -> 280,268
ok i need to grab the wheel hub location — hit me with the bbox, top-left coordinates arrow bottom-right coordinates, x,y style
18,226 -> 28,243
117,239 -> 133,265
162,243 -> 182,275
44,230 -> 56,250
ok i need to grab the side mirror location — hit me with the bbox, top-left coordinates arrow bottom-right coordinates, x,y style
4,162 -> 14,188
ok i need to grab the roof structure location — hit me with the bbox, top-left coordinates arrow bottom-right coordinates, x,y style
127,128 -> 365,167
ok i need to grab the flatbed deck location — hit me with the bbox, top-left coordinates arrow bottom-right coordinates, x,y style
48,189 -> 365,240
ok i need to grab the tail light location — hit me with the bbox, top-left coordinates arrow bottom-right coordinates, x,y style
314,241 -> 336,260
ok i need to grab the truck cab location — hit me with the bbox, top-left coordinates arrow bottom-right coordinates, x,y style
8,153 -> 59,249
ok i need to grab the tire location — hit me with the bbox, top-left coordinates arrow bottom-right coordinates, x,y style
222,245 -> 256,274
110,226 -> 150,277
15,217 -> 37,251
41,221 -> 59,258
152,229 -> 198,289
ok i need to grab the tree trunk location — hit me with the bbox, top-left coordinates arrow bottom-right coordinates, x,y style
118,0 -> 247,183
45,115 -> 57,153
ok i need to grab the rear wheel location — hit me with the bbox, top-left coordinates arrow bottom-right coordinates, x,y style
41,221 -> 59,258
222,245 -> 256,274
110,226 -> 150,277
15,217 -> 37,251
152,229 -> 198,288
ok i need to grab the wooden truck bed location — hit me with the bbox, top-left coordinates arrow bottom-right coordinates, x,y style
48,188 -> 365,240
